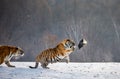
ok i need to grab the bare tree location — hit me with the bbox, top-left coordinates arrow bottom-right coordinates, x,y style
65,20 -> 83,43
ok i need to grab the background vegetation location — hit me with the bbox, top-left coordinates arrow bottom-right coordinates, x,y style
0,0 -> 120,62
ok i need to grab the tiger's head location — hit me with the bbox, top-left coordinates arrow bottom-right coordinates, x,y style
14,47 -> 24,59
62,39 -> 76,51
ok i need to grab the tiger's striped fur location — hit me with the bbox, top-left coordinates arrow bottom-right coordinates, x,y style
0,45 -> 24,67
29,39 -> 76,69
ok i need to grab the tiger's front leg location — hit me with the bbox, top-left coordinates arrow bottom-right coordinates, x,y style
5,61 -> 15,67
64,56 -> 70,63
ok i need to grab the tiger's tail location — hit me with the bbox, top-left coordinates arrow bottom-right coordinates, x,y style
29,62 -> 39,69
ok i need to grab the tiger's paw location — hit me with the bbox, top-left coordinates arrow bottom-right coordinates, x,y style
43,67 -> 50,69
65,59 -> 69,63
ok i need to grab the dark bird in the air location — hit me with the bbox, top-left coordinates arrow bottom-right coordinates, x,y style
78,39 -> 87,49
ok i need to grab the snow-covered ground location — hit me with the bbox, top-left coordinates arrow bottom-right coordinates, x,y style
0,62 -> 120,79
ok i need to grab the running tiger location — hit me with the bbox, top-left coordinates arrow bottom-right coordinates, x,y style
29,39 -> 76,69
0,45 -> 24,67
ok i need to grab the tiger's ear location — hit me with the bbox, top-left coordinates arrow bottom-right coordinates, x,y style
17,46 -> 23,51
17,46 -> 21,50
16,47 -> 18,50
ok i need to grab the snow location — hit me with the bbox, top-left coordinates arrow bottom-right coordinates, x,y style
0,62 -> 120,79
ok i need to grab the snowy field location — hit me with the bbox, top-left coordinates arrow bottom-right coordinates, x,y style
0,62 -> 120,79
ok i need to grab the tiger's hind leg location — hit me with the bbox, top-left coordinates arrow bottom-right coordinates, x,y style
41,62 -> 49,69
5,61 -> 15,67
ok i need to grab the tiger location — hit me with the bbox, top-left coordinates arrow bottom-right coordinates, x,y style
29,39 -> 76,69
0,45 -> 24,67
